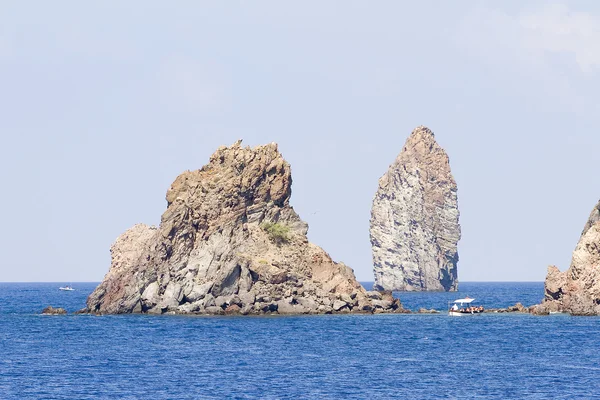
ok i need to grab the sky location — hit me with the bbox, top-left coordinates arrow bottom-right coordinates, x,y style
1,1 -> 599,282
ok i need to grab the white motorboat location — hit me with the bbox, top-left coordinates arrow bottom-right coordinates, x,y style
448,297 -> 484,316
59,285 -> 75,291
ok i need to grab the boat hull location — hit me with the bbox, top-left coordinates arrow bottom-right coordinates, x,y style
448,311 -> 482,317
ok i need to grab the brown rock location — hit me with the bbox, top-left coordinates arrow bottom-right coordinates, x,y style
506,303 -> 527,313
42,306 -> 67,315
84,141 -> 407,315
538,200 -> 600,315
544,265 -> 567,301
225,304 -> 241,314
370,126 -> 461,292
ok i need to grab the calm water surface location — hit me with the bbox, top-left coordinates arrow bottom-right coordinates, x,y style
1,282 -> 598,399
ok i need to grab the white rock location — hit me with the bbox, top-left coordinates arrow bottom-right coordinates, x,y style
332,300 -> 347,311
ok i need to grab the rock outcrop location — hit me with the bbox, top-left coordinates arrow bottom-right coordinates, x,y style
86,141 -> 405,315
485,303 -> 531,314
370,126 -> 461,292
42,306 -> 67,315
534,200 -> 600,316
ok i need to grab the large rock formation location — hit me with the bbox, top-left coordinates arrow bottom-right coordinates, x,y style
370,126 -> 461,292
85,141 -> 405,315
534,200 -> 600,316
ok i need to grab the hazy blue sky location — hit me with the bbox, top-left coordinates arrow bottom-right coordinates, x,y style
1,1 -> 599,282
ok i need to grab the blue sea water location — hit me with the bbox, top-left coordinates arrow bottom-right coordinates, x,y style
1,282 -> 599,399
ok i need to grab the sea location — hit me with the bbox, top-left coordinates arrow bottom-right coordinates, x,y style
1,282 -> 599,399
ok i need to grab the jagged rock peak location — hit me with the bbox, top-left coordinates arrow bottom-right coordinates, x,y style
396,126 -> 446,170
370,126 -> 461,292
85,141 -> 406,315
408,125 -> 435,140
535,199 -> 600,316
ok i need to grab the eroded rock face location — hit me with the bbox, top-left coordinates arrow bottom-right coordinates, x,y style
86,141 -> 405,315
534,200 -> 600,316
370,126 -> 461,292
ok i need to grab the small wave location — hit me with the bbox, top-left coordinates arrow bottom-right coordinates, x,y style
559,364 -> 600,371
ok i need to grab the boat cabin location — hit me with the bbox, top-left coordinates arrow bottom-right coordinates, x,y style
448,297 -> 484,316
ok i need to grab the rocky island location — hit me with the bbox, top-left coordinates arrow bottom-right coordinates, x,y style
84,141 -> 405,315
41,306 -> 67,315
534,200 -> 600,316
370,126 -> 461,292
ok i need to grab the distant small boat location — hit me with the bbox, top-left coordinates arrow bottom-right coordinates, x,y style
59,285 -> 75,291
549,311 -> 569,316
448,296 -> 484,316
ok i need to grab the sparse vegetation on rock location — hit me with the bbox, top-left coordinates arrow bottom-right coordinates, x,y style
85,140 -> 406,316
261,222 -> 290,244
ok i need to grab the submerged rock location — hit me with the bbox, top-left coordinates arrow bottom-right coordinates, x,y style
86,141 -> 406,315
534,200 -> 600,316
370,126 -> 461,292
417,308 -> 440,314
42,306 -> 67,315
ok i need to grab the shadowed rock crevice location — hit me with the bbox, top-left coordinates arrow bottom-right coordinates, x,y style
86,141 -> 406,315
370,126 -> 461,292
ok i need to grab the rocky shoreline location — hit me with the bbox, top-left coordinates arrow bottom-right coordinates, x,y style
532,200 -> 600,316
45,300 -> 543,316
